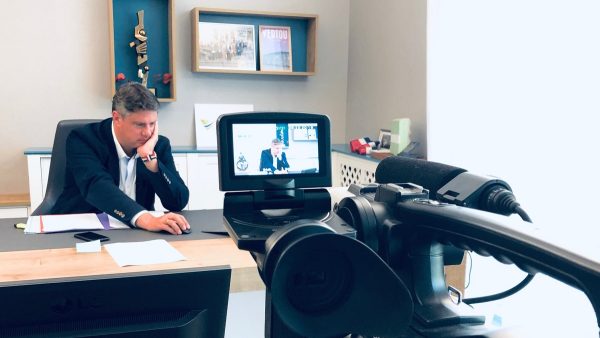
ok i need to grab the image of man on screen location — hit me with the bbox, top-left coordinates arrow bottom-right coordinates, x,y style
259,138 -> 290,174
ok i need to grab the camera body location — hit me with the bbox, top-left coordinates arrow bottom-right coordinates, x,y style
336,182 -> 434,264
336,182 -> 487,336
337,181 -> 469,264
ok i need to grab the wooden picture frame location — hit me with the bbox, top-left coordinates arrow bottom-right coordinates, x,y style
259,25 -> 292,72
197,22 -> 256,71
378,129 -> 392,149
191,8 -> 317,76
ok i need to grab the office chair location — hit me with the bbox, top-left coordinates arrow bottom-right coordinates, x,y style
31,119 -> 101,216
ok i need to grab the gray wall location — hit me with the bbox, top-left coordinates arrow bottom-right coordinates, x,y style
0,0 -> 350,194
346,0 -> 426,156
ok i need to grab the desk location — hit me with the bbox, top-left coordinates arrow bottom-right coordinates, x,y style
0,193 -> 30,218
0,210 -> 263,293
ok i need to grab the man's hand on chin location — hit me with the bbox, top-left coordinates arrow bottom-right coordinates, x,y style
135,212 -> 190,235
137,121 -> 159,158
137,122 -> 159,172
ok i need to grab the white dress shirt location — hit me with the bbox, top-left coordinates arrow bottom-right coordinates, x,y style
112,122 -> 145,226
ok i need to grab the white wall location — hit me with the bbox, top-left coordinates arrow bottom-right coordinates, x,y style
428,0 -> 599,335
0,0 -> 350,194
346,0 -> 427,156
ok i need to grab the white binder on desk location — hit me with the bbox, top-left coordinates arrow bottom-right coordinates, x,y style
24,213 -> 131,234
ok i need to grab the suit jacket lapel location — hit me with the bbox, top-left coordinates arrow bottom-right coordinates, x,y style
99,118 -> 121,186
135,157 -> 147,203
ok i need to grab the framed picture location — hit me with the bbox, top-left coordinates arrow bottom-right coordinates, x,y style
197,22 -> 256,71
378,129 -> 392,149
259,25 -> 292,72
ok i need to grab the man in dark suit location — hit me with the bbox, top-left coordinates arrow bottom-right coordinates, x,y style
259,138 -> 290,174
51,82 -> 190,235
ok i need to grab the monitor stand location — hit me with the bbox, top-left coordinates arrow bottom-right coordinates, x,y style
223,187 -> 355,253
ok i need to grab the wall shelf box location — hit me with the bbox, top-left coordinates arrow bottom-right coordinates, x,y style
108,0 -> 176,102
191,8 -> 317,76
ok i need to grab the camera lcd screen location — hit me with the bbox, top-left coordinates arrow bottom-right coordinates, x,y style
231,122 -> 319,176
217,112 -> 331,191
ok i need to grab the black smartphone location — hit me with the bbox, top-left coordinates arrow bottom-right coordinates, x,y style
74,231 -> 110,242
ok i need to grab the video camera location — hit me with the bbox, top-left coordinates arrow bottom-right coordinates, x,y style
336,178 -> 600,337
217,113 -> 600,337
217,112 -> 416,338
337,182 -> 486,336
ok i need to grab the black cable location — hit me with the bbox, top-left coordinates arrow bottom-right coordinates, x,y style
462,202 -> 534,305
464,251 -> 473,289
464,273 -> 535,305
515,205 -> 532,223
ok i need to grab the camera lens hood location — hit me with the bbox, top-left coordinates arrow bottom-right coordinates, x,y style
263,220 -> 334,288
263,220 -> 414,337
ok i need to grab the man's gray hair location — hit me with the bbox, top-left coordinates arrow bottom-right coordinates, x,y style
111,82 -> 159,116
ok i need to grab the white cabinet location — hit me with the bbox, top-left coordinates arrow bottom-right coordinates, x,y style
0,207 -> 29,218
26,154 -> 52,211
331,151 -> 379,187
187,154 -> 225,210
0,194 -> 31,219
26,146 -> 381,213
26,150 -> 222,213
154,154 -> 190,211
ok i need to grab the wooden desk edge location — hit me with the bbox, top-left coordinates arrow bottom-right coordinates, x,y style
0,193 -> 30,207
0,238 -> 264,292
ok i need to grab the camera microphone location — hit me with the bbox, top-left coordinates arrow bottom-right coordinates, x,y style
375,156 -> 466,197
375,156 -> 527,219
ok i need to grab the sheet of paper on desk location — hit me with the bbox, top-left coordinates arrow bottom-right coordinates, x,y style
24,213 -> 130,234
104,239 -> 187,267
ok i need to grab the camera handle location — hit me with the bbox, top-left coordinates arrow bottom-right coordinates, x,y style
395,199 -> 600,335
405,239 -> 485,327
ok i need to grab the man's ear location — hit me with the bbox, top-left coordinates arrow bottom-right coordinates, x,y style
112,111 -> 122,124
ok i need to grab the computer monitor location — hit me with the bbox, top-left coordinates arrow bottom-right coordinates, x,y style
0,267 -> 230,337
216,112 -> 332,192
